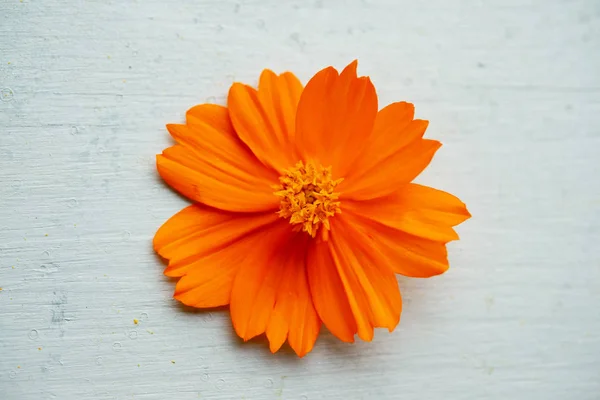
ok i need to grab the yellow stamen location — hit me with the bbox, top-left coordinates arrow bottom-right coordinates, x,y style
274,161 -> 343,238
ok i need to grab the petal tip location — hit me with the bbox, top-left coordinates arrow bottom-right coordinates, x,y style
260,68 -> 277,80
429,139 -> 443,149
294,349 -> 309,358
269,342 -> 283,354
342,59 -> 359,76
358,331 -> 374,342
163,268 -> 177,278
228,81 -> 246,95
464,207 -> 472,219
319,65 -> 339,78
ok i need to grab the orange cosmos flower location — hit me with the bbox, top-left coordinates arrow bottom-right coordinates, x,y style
154,61 -> 470,357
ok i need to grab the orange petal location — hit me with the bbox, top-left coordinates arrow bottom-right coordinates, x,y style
343,184 -> 470,243
352,102 -> 430,172
307,239 -> 358,343
156,144 -> 279,212
154,204 -> 279,276
159,105 -> 279,212
172,233 -> 264,307
397,184 -> 471,227
153,205 -> 280,307
328,217 -> 402,341
343,212 -> 452,278
172,104 -> 278,183
227,70 -> 303,173
229,221 -> 294,341
340,139 -> 441,201
265,235 -> 321,357
186,103 -> 234,133
295,61 -> 378,176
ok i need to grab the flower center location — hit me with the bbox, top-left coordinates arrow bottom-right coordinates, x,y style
274,161 -> 343,238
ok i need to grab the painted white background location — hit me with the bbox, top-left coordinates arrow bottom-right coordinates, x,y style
1,0 -> 599,399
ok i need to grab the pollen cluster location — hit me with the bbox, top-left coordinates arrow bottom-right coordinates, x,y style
275,161 -> 343,238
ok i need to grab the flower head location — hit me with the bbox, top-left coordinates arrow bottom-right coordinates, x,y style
274,161 -> 343,237
154,61 -> 470,357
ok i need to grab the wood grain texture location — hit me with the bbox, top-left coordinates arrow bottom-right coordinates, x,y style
1,0 -> 599,399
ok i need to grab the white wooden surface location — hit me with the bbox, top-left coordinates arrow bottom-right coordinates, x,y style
1,0 -> 599,399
